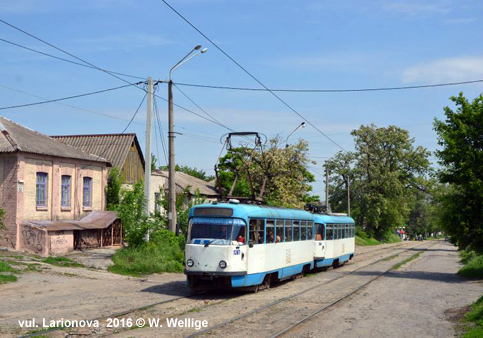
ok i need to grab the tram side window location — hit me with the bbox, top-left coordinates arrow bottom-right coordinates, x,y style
266,220 -> 275,244
276,220 -> 284,243
307,221 -> 314,240
352,225 -> 355,237
326,225 -> 333,240
293,221 -> 300,241
301,221 -> 307,241
335,224 -> 339,240
344,224 -> 347,239
315,223 -> 323,240
285,220 -> 292,242
249,219 -> 264,245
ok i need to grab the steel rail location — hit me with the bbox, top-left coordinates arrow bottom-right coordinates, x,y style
187,241 -> 429,338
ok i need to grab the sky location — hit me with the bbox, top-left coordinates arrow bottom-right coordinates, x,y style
1,0 -> 482,197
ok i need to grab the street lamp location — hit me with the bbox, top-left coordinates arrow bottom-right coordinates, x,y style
285,122 -> 306,147
167,45 -> 207,233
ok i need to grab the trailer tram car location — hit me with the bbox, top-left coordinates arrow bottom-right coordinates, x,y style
185,201 -> 356,290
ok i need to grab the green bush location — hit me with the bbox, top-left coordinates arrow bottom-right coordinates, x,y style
385,233 -> 402,244
459,254 -> 483,278
108,230 -> 185,277
463,295 -> 483,338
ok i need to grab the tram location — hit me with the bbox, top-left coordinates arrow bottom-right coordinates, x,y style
184,200 -> 356,290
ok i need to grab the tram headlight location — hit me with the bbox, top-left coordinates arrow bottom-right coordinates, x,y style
187,259 -> 194,267
219,260 -> 227,269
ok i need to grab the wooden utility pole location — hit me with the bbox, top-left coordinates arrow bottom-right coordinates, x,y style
144,77 -> 153,217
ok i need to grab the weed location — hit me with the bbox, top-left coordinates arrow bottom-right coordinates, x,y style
42,257 -> 84,268
392,252 -> 421,270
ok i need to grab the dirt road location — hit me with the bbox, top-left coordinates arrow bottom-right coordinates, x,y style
1,241 -> 480,338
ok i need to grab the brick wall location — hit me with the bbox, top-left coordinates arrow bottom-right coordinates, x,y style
0,155 -> 18,249
0,152 -> 108,251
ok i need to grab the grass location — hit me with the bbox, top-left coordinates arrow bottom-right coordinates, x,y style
355,235 -> 381,246
391,252 -> 421,270
382,254 -> 399,261
462,295 -> 483,338
41,257 -> 84,268
108,241 -> 184,277
458,251 -> 483,278
0,260 -> 19,284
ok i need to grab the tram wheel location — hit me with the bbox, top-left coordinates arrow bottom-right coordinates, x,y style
261,275 -> 271,290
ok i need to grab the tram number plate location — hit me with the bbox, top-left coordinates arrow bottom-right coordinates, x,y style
233,249 -> 241,255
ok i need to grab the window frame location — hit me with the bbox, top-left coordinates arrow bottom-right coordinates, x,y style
61,175 -> 71,207
82,176 -> 92,207
36,172 -> 48,208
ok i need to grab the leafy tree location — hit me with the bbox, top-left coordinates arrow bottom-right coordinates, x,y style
106,167 -> 123,211
434,93 -> 483,251
217,136 -> 315,208
158,186 -> 206,235
328,125 -> 430,240
151,154 -> 157,172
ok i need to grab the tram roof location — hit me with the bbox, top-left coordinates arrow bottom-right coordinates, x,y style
313,214 -> 355,224
189,203 -> 314,220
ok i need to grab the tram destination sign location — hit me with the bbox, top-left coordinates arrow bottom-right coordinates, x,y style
193,208 -> 234,217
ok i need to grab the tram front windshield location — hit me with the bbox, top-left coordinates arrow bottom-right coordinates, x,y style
189,217 -> 246,245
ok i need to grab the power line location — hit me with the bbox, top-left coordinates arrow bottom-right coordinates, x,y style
172,83 -> 235,132
0,38 -> 145,80
161,0 -> 346,152
0,84 -> 144,125
0,82 -> 142,110
153,96 -> 169,165
174,79 -> 483,93
0,19 -> 145,89
83,91 -> 147,169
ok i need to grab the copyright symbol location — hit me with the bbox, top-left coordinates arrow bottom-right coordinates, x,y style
136,318 -> 145,327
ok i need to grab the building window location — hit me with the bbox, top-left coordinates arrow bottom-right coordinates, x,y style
61,175 -> 71,207
83,177 -> 92,207
36,172 -> 48,207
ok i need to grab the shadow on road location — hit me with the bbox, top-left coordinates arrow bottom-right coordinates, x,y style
351,270 -> 466,283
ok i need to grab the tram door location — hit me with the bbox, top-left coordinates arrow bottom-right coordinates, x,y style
314,223 -> 326,260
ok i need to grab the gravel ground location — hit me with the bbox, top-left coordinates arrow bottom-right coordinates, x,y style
0,241 -> 432,338
288,241 -> 483,338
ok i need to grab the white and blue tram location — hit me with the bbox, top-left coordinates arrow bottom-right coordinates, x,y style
184,201 -> 356,290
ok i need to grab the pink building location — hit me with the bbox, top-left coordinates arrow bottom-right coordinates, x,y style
0,117 -> 120,256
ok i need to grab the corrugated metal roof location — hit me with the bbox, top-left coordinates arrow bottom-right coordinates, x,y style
153,170 -> 219,197
51,133 -> 145,169
23,211 -> 118,231
0,117 -> 109,164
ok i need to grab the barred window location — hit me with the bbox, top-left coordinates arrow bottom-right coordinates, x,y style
36,172 -> 48,207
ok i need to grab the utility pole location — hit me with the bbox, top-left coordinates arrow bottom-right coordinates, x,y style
144,77 -> 153,217
168,79 -> 177,233
166,44 -> 207,234
325,161 -> 331,214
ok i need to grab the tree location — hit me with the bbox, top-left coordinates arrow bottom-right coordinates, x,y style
328,125 -> 430,240
434,93 -> 483,251
151,154 -> 157,172
106,167 -> 123,211
217,136 -> 316,208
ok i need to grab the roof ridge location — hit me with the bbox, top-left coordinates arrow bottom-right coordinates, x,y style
51,133 -> 136,138
0,116 -> 109,163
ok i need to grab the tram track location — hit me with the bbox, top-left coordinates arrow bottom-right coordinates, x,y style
270,241 -> 438,338
186,241 -> 430,338
19,242 -> 422,338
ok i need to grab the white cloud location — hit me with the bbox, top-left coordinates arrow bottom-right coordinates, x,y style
443,17 -> 478,24
402,56 -> 483,83
381,1 -> 451,16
